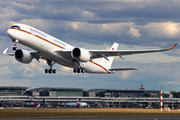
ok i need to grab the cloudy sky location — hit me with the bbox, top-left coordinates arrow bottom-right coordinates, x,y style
0,0 -> 180,92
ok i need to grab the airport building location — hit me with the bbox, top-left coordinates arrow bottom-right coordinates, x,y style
0,86 -> 27,96
85,89 -> 162,98
26,87 -> 83,97
0,86 -> 179,108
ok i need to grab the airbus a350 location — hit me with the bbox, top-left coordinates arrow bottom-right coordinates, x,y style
3,23 -> 177,74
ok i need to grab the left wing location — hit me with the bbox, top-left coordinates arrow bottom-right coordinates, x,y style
89,43 -> 177,59
56,43 -> 177,61
109,68 -> 138,71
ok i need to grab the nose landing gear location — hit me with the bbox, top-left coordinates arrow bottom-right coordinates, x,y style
45,59 -> 56,74
12,39 -> 18,51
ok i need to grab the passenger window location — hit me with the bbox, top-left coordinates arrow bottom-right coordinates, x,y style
11,25 -> 20,29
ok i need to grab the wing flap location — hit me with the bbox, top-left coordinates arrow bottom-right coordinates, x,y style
54,49 -> 74,61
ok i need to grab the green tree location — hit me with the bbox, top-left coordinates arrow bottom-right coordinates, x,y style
170,90 -> 180,98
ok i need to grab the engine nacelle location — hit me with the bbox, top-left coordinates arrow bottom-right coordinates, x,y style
71,48 -> 90,62
15,49 -> 33,64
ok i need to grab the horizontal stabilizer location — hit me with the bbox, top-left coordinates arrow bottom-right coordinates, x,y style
109,68 -> 138,71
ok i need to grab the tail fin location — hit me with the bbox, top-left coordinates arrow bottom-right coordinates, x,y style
40,98 -> 45,105
77,97 -> 80,105
100,43 -> 119,69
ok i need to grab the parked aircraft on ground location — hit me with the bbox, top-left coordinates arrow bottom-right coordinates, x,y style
65,98 -> 88,107
77,97 -> 88,107
3,23 -> 177,74
29,98 -> 45,107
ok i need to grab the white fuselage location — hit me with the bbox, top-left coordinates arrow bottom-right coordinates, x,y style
65,102 -> 88,107
65,102 -> 78,107
78,102 -> 88,107
7,24 -> 111,74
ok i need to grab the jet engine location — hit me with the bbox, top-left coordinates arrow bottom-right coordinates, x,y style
15,49 -> 33,64
71,48 -> 90,62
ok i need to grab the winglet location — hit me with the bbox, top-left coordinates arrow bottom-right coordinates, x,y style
170,43 -> 177,50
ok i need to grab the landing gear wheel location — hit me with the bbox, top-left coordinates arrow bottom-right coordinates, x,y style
12,47 -> 17,51
49,69 -> 52,74
45,69 -> 48,74
73,68 -> 77,73
77,69 -> 81,73
53,69 -> 56,74
81,69 -> 85,73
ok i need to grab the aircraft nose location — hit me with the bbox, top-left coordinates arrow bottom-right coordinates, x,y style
7,29 -> 15,39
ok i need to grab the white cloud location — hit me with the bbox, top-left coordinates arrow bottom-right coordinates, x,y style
12,1 -> 35,10
14,19 -> 180,43
0,21 -> 16,32
166,81 -> 180,85
0,7 -> 19,19
143,22 -> 180,38
71,22 -> 79,30
67,21 -> 135,37
128,27 -> 141,38
18,19 -> 51,33
125,52 -> 180,63
81,10 -> 95,19
120,71 -> 130,79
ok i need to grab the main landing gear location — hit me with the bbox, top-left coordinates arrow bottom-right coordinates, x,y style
73,68 -> 85,73
73,61 -> 85,73
45,59 -> 56,74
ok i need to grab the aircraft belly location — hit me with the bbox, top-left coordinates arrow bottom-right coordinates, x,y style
84,62 -> 108,74
16,30 -> 77,68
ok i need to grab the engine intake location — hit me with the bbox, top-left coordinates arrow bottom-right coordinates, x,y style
15,49 -> 33,64
72,48 -> 90,62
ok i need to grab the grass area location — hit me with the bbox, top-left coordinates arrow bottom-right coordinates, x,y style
0,108 -> 180,118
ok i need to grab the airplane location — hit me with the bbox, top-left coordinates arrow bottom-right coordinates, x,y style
3,23 -> 177,74
64,102 -> 78,107
65,98 -> 88,107
77,97 -> 88,107
29,98 -> 45,107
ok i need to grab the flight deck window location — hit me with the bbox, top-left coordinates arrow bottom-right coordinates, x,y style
11,26 -> 20,29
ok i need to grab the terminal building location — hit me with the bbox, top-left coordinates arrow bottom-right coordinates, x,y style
85,89 -> 161,98
0,86 -> 27,96
26,87 -> 83,97
0,85 -> 179,108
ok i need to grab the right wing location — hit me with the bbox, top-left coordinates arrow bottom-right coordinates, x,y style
3,48 -> 41,62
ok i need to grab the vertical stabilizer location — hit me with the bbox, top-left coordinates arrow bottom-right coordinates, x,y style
100,42 -> 119,69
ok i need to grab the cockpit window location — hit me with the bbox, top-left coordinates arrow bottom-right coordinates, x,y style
11,25 -> 20,29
